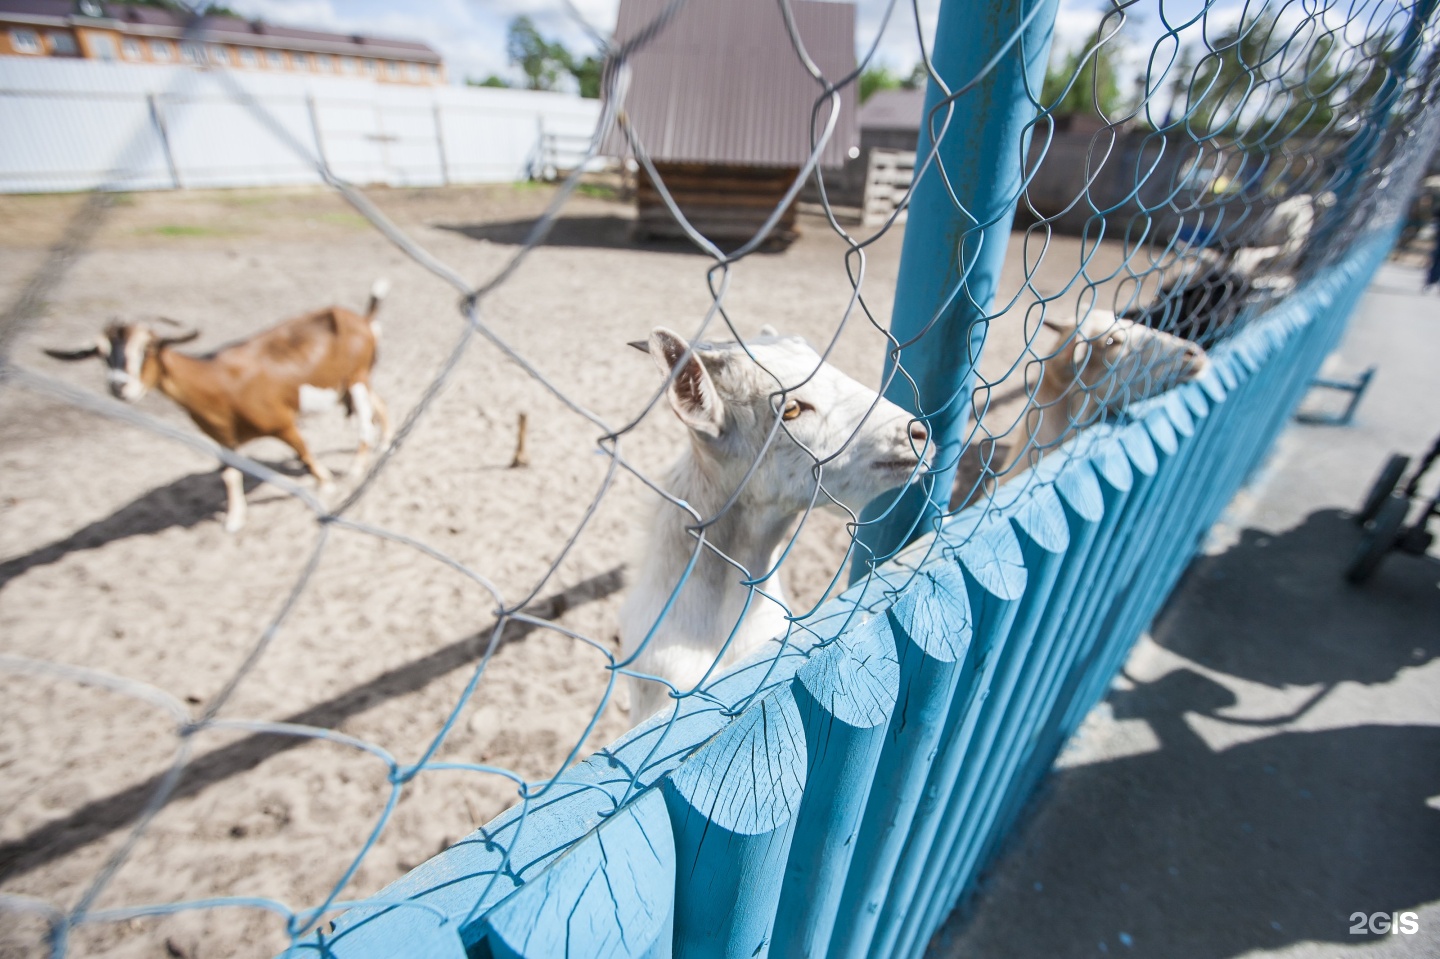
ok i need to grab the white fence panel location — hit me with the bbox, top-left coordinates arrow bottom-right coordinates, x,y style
0,76 -> 174,193
377,89 -> 445,187
313,94 -> 387,186
0,58 -> 604,193
161,90 -> 321,189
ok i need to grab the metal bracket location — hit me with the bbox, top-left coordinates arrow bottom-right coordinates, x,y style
1297,365 -> 1376,425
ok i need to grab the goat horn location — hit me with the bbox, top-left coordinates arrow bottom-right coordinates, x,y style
44,345 -> 101,361
157,330 -> 199,348
627,339 -> 651,353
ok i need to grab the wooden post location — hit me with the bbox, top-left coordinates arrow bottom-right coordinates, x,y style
663,689 -> 806,958
769,615 -> 898,959
827,563 -> 973,959
510,412 -> 529,468
483,789 -> 675,959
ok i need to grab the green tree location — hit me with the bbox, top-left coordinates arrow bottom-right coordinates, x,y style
506,16 -> 603,98
901,61 -> 929,90
1041,41 -> 1128,118
563,53 -> 603,99
467,74 -> 510,89
507,15 -> 568,91
859,66 -> 901,103
1173,12 -> 1354,144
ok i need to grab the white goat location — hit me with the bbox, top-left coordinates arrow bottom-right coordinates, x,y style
1228,191 -> 1333,282
620,327 -> 930,721
997,309 -> 1209,478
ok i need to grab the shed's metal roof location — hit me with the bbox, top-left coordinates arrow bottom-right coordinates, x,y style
860,87 -> 925,132
603,0 -> 858,168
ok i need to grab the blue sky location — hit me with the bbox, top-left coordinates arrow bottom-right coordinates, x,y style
219,0 -> 1255,91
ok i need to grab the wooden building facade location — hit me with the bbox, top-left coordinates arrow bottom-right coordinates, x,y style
605,0 -> 859,249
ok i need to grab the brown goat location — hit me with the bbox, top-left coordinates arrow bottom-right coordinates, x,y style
46,279 -> 393,532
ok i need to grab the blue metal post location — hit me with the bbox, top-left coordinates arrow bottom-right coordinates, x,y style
853,0 -> 1061,576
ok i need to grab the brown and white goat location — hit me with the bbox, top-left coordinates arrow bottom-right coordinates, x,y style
996,308 -> 1208,478
45,279 -> 393,532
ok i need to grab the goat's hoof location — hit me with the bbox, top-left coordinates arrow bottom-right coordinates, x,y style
223,517 -> 245,534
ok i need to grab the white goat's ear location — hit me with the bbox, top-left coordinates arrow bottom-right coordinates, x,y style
649,326 -> 724,438
1041,315 -> 1077,336
758,323 -> 778,337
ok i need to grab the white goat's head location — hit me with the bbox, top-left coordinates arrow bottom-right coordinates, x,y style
1041,309 -> 1209,412
634,326 -> 930,514
45,319 -> 198,402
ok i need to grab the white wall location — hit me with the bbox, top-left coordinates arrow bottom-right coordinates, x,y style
0,57 -> 603,193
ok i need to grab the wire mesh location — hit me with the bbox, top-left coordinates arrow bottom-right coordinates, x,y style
0,0 -> 1436,956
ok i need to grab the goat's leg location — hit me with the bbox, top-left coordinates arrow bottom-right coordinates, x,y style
221,464 -> 247,533
346,382 -> 378,476
277,423 -> 334,493
371,389 -> 392,447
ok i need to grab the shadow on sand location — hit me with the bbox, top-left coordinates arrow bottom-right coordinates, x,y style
437,214 -> 704,254
0,463 -> 311,593
0,566 -> 625,882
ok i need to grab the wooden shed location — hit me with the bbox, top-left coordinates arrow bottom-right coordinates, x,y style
603,0 -> 859,249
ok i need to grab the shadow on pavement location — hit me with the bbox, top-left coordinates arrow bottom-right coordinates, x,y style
1155,508 -> 1439,687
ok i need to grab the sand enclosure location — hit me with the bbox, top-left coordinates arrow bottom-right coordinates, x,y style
0,183 -> 1130,957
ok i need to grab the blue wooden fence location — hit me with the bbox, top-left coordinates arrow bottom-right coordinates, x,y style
287,223 -> 1395,957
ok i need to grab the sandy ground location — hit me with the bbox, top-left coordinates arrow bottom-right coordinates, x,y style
0,182 -> 1133,958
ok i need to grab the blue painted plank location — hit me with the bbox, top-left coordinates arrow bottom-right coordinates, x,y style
663,688 -> 807,959
827,564 -> 973,959
865,517 -> 1027,959
958,431 -> 1135,881
284,913 -> 468,959
1043,423 -> 1157,740
483,789 -> 675,959
771,617 -> 899,959
1055,421 -> 1165,738
924,465 -> 1105,929
886,486 -> 1070,959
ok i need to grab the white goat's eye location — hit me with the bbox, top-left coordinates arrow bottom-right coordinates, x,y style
782,399 -> 803,421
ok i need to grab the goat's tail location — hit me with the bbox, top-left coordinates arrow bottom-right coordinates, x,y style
365,278 -> 391,329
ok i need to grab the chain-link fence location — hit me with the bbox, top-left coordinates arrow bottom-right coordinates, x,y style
1,0 -> 1436,956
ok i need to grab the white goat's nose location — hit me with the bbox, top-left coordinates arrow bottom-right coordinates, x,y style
909,421 -> 928,445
